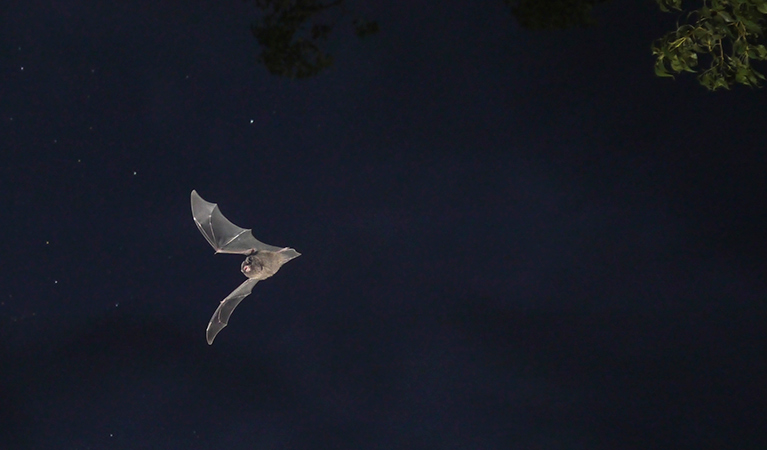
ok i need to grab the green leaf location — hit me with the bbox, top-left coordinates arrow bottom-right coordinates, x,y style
656,0 -> 682,12
716,10 -> 733,22
699,71 -> 714,89
683,52 -> 699,70
714,77 -> 731,90
654,59 -> 675,78
736,66 -> 749,84
670,56 -> 684,71
740,19 -> 763,34
758,2 -> 767,14
692,27 -> 706,39
733,38 -> 744,55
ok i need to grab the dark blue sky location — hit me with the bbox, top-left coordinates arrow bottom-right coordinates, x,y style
2,0 -> 766,448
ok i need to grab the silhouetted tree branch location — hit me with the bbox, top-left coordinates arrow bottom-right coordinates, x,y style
249,0 -> 378,79
246,0 -> 766,91
505,0 -> 612,29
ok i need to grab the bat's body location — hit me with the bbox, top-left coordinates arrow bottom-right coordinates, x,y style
191,190 -> 300,344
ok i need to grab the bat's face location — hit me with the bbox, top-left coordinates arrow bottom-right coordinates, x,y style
241,254 -> 265,277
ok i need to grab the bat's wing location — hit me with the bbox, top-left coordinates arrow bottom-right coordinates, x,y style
191,190 -> 283,254
206,278 -> 259,344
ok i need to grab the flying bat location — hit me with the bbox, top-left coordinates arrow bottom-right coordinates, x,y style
191,190 -> 300,344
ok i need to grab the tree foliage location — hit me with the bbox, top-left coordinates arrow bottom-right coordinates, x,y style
249,0 -> 378,79
505,0 -> 611,29
653,0 -> 767,90
247,0 -> 767,91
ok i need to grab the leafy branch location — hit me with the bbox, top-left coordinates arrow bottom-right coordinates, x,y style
653,0 -> 767,90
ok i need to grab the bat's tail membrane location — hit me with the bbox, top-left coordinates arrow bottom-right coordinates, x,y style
277,247 -> 301,264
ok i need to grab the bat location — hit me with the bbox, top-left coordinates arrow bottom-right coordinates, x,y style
191,190 -> 300,344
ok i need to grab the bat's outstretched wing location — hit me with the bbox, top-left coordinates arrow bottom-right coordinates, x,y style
206,278 -> 259,344
191,190 -> 283,254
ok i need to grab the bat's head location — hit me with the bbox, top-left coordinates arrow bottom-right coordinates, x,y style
241,254 -> 266,278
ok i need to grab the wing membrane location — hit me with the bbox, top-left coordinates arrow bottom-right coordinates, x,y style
206,278 -> 259,344
191,190 -> 282,254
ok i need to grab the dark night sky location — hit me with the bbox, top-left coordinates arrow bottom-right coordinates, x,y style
2,0 -> 766,448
